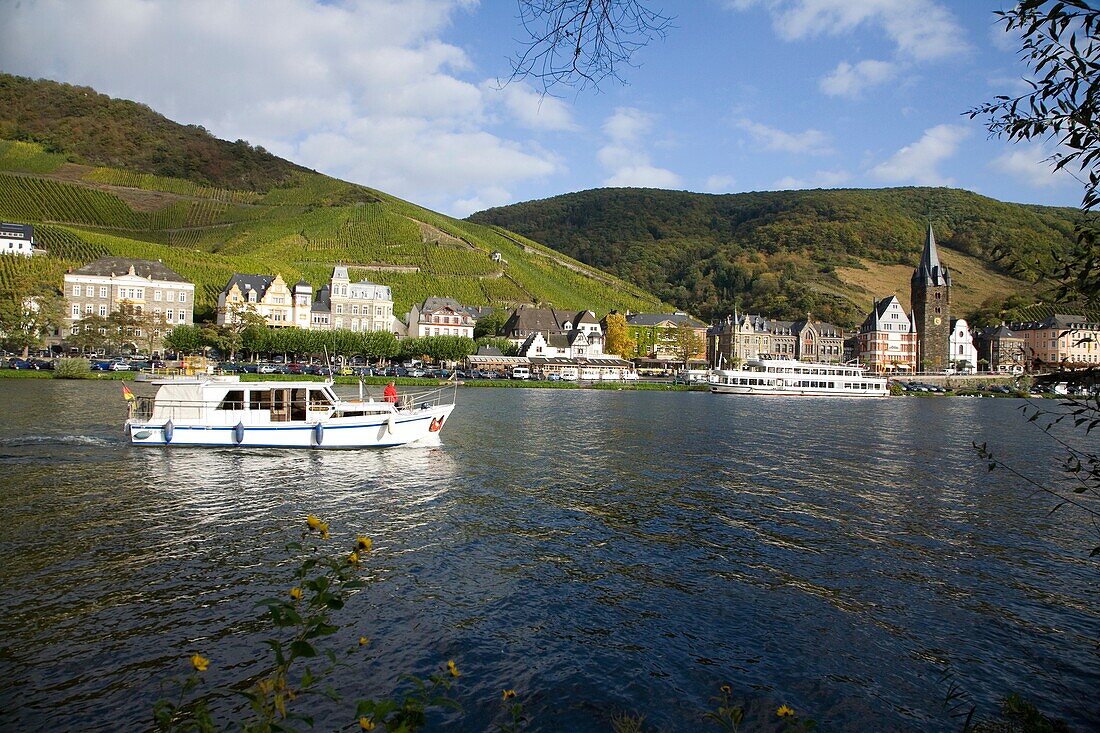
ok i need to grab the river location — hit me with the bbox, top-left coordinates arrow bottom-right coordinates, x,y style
0,380 -> 1096,731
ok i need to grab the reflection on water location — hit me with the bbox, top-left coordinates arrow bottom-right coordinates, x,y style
0,381 -> 1097,732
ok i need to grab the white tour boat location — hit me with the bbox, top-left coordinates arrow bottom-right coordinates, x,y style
124,376 -> 456,448
709,357 -> 888,397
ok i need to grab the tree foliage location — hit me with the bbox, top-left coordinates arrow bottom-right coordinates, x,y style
0,281 -> 62,355
603,311 -> 636,358
969,0 -> 1100,308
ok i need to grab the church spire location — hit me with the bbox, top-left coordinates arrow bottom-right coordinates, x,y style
913,221 -> 951,287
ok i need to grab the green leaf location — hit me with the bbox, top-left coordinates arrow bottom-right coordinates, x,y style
290,640 -> 317,658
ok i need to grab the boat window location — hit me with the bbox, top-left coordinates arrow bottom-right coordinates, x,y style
309,390 -> 332,410
249,389 -> 273,411
218,390 -> 245,410
291,389 -> 307,421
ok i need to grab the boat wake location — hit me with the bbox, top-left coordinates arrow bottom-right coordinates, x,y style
0,434 -> 120,448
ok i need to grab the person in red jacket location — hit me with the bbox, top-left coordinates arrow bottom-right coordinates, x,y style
383,381 -> 398,404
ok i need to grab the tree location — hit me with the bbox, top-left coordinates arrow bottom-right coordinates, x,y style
970,0 -> 1099,560
107,301 -> 143,353
509,0 -> 671,92
968,0 -> 1100,306
603,311 -> 637,358
69,314 -> 110,354
671,321 -> 704,368
164,324 -> 204,355
0,283 -> 63,356
473,308 -> 508,339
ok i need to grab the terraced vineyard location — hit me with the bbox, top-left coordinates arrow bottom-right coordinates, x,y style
0,140 -> 665,321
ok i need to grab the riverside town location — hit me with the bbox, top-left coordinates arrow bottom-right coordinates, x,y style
1,3 -> 1098,732
5,221 -> 1097,396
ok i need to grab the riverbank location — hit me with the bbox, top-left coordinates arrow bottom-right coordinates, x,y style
0,368 -> 709,391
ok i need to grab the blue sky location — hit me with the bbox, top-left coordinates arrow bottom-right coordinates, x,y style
0,1 -> 1084,217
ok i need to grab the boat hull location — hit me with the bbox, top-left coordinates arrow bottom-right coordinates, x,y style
125,404 -> 455,449
709,384 -> 886,397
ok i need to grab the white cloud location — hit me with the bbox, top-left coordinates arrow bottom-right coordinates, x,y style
597,107 -> 682,188
733,0 -> 968,61
705,175 -> 736,192
819,59 -> 897,98
737,119 -> 832,155
0,0 -> 562,217
773,169 -> 852,189
871,124 -> 969,185
991,145 -> 1065,189
451,186 -> 515,218
488,82 -> 579,131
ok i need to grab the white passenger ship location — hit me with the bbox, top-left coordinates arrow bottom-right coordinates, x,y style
709,357 -> 887,397
125,376 -> 456,448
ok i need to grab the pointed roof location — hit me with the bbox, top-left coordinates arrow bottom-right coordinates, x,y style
912,222 -> 951,287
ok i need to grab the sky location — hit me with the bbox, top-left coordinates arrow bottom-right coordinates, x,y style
0,0 -> 1085,218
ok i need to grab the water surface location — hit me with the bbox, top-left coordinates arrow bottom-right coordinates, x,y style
0,380 -> 1096,731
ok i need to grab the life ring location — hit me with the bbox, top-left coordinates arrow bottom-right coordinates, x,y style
429,417 -> 442,432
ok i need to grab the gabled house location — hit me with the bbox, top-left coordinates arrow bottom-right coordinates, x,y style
856,296 -> 916,373
501,306 -> 604,357
407,297 -> 476,339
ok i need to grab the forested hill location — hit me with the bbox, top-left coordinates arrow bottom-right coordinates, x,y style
0,73 -> 306,192
468,187 -> 1082,327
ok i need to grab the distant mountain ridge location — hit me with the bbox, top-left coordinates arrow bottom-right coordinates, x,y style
0,76 -> 666,321
468,186 -> 1082,327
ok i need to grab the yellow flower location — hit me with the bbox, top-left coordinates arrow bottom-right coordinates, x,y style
289,586 -> 303,601
348,551 -> 360,565
356,536 -> 373,552
359,717 -> 376,731
720,684 -> 732,695
306,514 -> 322,530
502,689 -> 516,700
319,522 -> 330,540
190,653 -> 209,672
447,659 -> 459,677
777,705 -> 795,718
358,636 -> 369,647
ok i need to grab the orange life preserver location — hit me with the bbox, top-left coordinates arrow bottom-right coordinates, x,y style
429,417 -> 442,432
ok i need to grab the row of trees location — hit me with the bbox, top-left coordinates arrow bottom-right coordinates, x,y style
162,323 -> 518,364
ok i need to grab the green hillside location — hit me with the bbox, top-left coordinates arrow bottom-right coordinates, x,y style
468,187 -> 1084,327
0,80 -> 664,322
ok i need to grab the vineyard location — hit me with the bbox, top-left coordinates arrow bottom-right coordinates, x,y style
0,140 -> 666,321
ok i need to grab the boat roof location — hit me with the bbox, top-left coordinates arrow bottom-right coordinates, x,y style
149,376 -> 334,390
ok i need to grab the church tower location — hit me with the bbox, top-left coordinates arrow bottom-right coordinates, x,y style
910,222 -> 951,372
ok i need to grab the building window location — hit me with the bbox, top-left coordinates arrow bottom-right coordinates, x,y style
167,309 -> 174,322
99,286 -> 107,298
155,290 -> 162,301
85,304 -> 94,314
179,292 -> 186,303
71,304 -> 80,317
99,305 -> 107,317
73,285 -> 82,296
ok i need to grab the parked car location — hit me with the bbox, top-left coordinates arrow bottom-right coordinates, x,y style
7,357 -> 36,370
91,359 -> 113,372
109,360 -> 133,371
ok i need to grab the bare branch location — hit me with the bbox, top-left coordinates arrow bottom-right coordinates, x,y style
507,0 -> 673,93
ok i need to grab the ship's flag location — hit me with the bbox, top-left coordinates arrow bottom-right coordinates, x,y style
122,384 -> 134,402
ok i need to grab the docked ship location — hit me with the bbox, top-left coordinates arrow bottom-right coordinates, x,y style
708,357 -> 888,397
124,375 -> 455,448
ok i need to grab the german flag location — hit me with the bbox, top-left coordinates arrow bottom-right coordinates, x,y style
122,384 -> 135,402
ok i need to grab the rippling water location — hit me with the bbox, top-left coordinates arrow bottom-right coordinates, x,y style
0,380 -> 1097,731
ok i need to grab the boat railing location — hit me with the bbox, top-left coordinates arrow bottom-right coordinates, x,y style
395,382 -> 457,411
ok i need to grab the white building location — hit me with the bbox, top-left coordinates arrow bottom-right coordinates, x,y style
1,222 -> 37,257
406,297 -> 476,339
949,318 -> 978,372
64,257 -> 195,335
